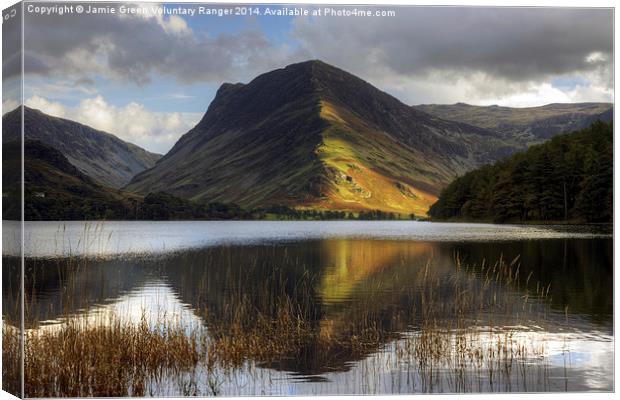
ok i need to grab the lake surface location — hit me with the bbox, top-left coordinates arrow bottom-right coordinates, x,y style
4,221 -> 613,395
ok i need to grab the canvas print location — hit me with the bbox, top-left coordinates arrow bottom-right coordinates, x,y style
1,1 -> 614,397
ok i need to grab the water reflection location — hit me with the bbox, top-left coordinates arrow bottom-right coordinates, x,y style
11,235 -> 613,393
20,238 -> 611,326
447,239 -> 613,323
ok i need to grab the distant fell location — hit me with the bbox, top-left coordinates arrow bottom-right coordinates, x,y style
2,106 -> 162,188
126,60 -> 520,216
415,102 -> 612,144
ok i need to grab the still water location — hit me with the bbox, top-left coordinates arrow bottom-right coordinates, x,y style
5,221 -> 614,394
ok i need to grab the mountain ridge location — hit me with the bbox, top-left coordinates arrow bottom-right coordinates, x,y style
2,106 -> 162,188
414,102 -> 612,143
126,60 -> 522,215
6,61 -> 611,217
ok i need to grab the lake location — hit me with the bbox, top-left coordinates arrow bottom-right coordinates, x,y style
3,221 -> 613,395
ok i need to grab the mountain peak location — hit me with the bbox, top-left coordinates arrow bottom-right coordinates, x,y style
192,60 -> 345,134
217,82 -> 244,91
128,61 -> 513,215
3,105 -> 38,120
204,60 -> 370,121
255,59 -> 351,88
283,59 -> 337,72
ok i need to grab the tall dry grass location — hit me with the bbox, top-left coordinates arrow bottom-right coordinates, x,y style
24,316 -> 200,397
2,322 -> 22,396
3,251 -> 560,396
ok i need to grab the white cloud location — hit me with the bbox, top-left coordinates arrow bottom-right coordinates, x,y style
2,99 -> 20,115
26,96 -> 69,117
386,70 -> 612,108
159,15 -> 191,36
24,95 -> 201,154
565,84 -> 614,104
2,79 -> 22,114
476,83 -> 572,108
125,3 -> 192,36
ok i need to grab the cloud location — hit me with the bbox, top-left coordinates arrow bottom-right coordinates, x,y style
11,6 -> 614,107
2,78 -> 22,115
2,99 -> 20,115
293,8 -> 612,82
376,70 -> 613,107
17,4 -> 293,85
290,7 -> 613,105
28,80 -> 100,99
24,95 -> 201,153
2,3 -> 23,81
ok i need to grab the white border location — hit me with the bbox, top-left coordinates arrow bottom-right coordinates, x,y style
0,1 -> 616,400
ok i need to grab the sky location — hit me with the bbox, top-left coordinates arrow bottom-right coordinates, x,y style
2,3 -> 614,154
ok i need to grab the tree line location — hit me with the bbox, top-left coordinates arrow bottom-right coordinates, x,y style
429,121 -> 612,223
136,194 -> 416,221
25,190 -> 419,221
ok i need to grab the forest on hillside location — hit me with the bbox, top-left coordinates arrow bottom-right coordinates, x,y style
429,121 -> 613,223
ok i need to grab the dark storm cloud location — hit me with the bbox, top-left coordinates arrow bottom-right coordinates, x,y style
13,5 -> 613,89
292,7 -> 613,85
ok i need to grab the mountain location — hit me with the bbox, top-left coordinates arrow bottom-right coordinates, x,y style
415,102 -> 612,144
2,138 -> 253,221
3,140 -> 137,220
428,121 -> 613,223
126,60 -> 521,216
2,106 -> 162,188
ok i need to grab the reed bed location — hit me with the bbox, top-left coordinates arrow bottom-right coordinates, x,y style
23,315 -> 201,397
199,254 -> 555,394
203,295 -> 316,368
2,322 -> 22,396
3,250 -> 561,396
393,255 -> 553,393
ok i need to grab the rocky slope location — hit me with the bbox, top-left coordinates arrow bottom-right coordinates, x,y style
2,106 -> 161,188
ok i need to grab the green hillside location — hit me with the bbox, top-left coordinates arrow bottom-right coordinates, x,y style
126,60 -> 521,216
2,140 -> 138,220
428,121 -> 612,223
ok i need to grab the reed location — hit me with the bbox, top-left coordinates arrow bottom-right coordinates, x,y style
1,322 -> 21,396
4,249 -> 559,396
23,315 -> 200,397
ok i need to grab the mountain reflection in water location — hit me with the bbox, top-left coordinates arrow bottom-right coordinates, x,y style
3,221 -> 613,395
